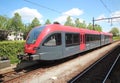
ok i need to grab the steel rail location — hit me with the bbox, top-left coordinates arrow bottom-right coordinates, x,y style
69,45 -> 120,83
69,52 -> 108,83
103,53 -> 120,83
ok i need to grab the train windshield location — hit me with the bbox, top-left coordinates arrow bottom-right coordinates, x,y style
26,26 -> 45,44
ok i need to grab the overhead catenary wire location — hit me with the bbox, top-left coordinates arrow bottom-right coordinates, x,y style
23,0 -> 61,14
23,0 -> 81,21
99,0 -> 112,14
99,0 -> 120,26
24,0 -> 120,27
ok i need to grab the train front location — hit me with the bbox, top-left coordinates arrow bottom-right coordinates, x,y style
18,26 -> 45,61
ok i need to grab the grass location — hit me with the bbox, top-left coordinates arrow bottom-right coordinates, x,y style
113,36 -> 120,41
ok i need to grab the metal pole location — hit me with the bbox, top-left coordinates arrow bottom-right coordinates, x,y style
93,17 -> 95,30
92,16 -> 120,30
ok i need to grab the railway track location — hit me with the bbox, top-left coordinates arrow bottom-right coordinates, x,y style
0,60 -> 53,82
0,57 -> 74,83
0,62 -> 42,83
69,45 -> 120,83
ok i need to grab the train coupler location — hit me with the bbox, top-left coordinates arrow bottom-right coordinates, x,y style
17,54 -> 29,61
17,54 -> 40,61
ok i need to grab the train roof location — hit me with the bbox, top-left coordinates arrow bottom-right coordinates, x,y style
100,32 -> 113,36
45,24 -> 100,35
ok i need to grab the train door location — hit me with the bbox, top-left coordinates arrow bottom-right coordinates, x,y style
63,33 -> 80,57
101,34 -> 104,45
38,33 -> 63,60
80,33 -> 85,50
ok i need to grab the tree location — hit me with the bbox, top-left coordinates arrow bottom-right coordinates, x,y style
7,13 -> 25,40
28,17 -> 41,31
22,24 -> 29,40
94,24 -> 102,32
31,17 -> 40,27
87,23 -> 102,32
10,13 -> 24,31
74,18 -> 81,28
64,16 -> 74,26
80,21 -> 86,28
87,23 -> 93,30
74,18 -> 87,28
0,15 -> 9,30
45,19 -> 51,25
110,27 -> 120,36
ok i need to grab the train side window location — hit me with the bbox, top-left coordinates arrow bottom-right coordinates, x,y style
65,33 -> 72,46
85,34 -> 89,42
43,33 -> 61,46
65,33 -> 80,47
73,34 -> 80,44
89,35 -> 92,41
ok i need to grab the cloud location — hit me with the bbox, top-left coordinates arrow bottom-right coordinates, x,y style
97,14 -> 106,19
12,7 -> 43,23
95,14 -> 107,23
54,15 -> 68,23
54,8 -> 83,24
111,10 -> 120,22
63,8 -> 83,16
111,11 -> 120,17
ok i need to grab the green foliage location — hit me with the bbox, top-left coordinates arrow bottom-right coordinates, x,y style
113,36 -> 120,41
45,19 -> 51,25
94,24 -> 102,32
110,27 -> 120,36
80,21 -> 87,28
0,41 -> 25,63
0,14 -> 42,41
10,13 -> 24,31
74,18 -> 81,28
64,16 -> 74,26
74,18 -> 86,28
0,15 -> 9,30
27,17 -> 41,32
30,17 -> 41,28
87,23 -> 102,32
87,23 -> 93,30
65,16 -> 102,31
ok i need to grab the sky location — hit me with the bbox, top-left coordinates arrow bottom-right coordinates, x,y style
0,0 -> 120,32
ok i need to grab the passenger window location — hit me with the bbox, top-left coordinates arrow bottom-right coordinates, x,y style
65,33 -> 80,47
43,33 -> 61,46
73,34 -> 79,44
66,34 -> 72,45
